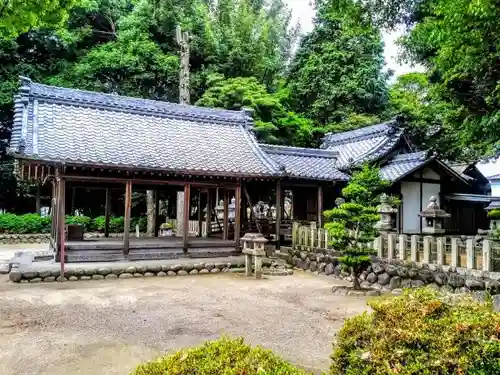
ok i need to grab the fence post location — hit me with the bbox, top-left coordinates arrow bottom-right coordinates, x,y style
482,239 -> 491,272
310,222 -> 317,249
410,235 -> 419,262
387,233 -> 396,260
292,222 -> 299,249
375,235 -> 383,258
436,237 -> 445,265
398,234 -> 407,260
451,238 -> 459,267
317,228 -> 323,249
325,228 -> 329,249
466,238 -> 475,269
423,236 -> 432,264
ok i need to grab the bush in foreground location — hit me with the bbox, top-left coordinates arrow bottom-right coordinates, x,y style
132,337 -> 308,375
331,288 -> 500,375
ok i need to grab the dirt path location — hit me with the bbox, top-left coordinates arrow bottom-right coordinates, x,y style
0,273 -> 369,375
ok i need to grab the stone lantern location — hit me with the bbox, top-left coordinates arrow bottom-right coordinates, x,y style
418,196 -> 450,234
374,194 -> 397,232
240,233 -> 268,279
215,199 -> 224,220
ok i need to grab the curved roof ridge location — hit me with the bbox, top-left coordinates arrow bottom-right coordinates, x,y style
261,144 -> 339,159
19,76 -> 248,126
321,121 -> 398,147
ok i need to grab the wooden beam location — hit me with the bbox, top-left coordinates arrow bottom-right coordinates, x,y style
104,188 -> 111,238
223,190 -> 229,240
276,180 -> 282,250
57,175 -> 66,281
206,188 -> 212,237
197,190 -> 203,237
234,184 -> 241,249
123,181 -> 132,255
183,183 -> 191,252
318,185 -> 324,227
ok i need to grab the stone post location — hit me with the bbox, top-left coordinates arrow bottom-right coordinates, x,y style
466,238 -> 475,269
310,222 -> 317,249
241,233 -> 267,279
451,238 -> 460,267
398,234 -> 407,260
387,233 -> 396,260
423,236 -> 432,263
410,235 -> 419,262
292,221 -> 299,249
436,237 -> 445,265
483,239 -> 491,272
375,236 -> 383,258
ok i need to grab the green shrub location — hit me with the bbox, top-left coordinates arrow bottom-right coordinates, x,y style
330,288 -> 500,375
92,216 -> 106,232
109,216 -> 124,232
487,209 -> 500,220
0,213 -> 51,233
132,337 -> 308,375
65,215 -> 92,231
131,216 -> 147,232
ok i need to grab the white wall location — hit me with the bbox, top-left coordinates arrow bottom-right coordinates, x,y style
401,182 -> 421,233
491,181 -> 500,197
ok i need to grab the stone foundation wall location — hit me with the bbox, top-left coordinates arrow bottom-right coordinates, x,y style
0,232 -> 146,244
287,249 -> 500,295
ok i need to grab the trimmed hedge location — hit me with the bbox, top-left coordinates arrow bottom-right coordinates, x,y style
0,213 -> 147,234
132,337 -> 308,375
488,209 -> 500,220
330,288 -> 500,375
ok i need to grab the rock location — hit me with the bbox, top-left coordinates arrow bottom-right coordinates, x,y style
417,269 -> 434,282
80,276 -> 92,281
199,269 -> 210,274
366,290 -> 382,296
92,275 -> 104,280
119,273 -> 134,279
465,278 -> 484,290
157,271 -> 167,277
408,268 -> 419,279
309,261 -> 317,272
0,263 -> 10,274
210,268 -> 221,274
397,267 -> 409,278
39,270 -> 51,278
189,269 -> 199,275
133,273 -> 144,278
300,251 -> 308,260
177,270 -> 188,276
332,286 -> 349,296
428,283 -> 440,291
458,286 -> 470,294
57,276 -> 68,282
167,271 -> 177,276
286,269 -> 294,275
472,291 -> 487,304
371,283 -> 382,290
347,290 -> 366,297
401,279 -> 412,288
297,260 -> 309,270
385,265 -> 399,276
135,265 -> 147,274
67,276 -> 78,281
105,274 -> 118,280
144,272 -> 155,277
29,278 -> 42,283
434,272 -> 447,286
97,267 -> 111,276
9,270 -> 21,282
361,281 -> 372,289
486,279 -> 500,293
318,262 -> 326,273
392,288 -> 403,295
324,263 -> 335,275
448,274 -> 466,288
389,276 -> 402,290
377,273 -> 390,286
125,266 -> 136,274
440,284 -> 454,294
411,280 -> 425,288
382,286 -> 393,293
64,268 -> 76,277
371,263 -> 384,274
73,268 -> 86,277
22,271 -> 38,279
20,279 -> 29,283
147,265 -> 161,273
493,294 -> 500,312
205,263 -> 215,271
262,258 -> 272,267
84,268 -> 97,276
161,265 -> 170,272
44,276 -> 56,282
182,264 -> 194,272
366,273 -> 378,284
194,263 -> 205,271
333,264 -> 342,276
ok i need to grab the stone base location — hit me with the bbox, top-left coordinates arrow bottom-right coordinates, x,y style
332,285 -> 381,296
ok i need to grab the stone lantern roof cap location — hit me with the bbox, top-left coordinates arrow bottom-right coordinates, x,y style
418,196 -> 451,218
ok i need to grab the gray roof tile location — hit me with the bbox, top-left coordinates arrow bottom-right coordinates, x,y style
261,145 -> 349,181
10,78 -> 280,177
380,151 -> 429,181
488,173 -> 500,181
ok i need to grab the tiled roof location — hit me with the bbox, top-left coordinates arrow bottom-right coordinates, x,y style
261,145 -> 349,181
488,173 -> 500,181
9,77 -> 280,177
321,122 -> 403,167
449,163 -> 475,181
380,152 -> 429,181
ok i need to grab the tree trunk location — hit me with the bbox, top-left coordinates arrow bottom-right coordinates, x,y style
146,190 -> 156,236
351,267 -> 361,290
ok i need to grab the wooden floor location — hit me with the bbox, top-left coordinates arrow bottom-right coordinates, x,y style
61,236 -> 239,263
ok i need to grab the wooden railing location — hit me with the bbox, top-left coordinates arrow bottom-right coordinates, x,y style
165,219 -> 221,237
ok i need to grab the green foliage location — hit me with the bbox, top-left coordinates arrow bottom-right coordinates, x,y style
324,165 -> 390,289
65,215 -> 92,231
132,336 -> 308,375
330,288 -> 500,375
286,0 -> 389,127
487,209 -> 500,220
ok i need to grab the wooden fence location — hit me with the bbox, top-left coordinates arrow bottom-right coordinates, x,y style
290,221 -> 500,272
166,219 -> 221,237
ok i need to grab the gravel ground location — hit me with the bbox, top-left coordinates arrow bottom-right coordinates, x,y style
0,272 -> 369,375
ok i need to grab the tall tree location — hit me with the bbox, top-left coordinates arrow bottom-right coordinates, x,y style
286,0 -> 389,126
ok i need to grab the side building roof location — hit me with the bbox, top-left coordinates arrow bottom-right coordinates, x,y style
9,77 -> 281,178
261,145 -> 349,181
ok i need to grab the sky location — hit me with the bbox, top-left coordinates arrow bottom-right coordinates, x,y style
284,0 -> 499,178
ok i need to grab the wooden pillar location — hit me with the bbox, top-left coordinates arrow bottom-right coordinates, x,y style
317,185 -> 324,227
183,183 -> 191,252
104,188 -> 111,238
123,181 -> 132,255
51,180 -> 57,240
154,191 -> 161,236
71,187 -> 76,215
235,184 -> 241,248
275,180 -> 282,250
35,183 -> 41,214
206,188 -> 212,237
57,175 -> 66,280
197,190 -> 203,237
223,190 -> 229,240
